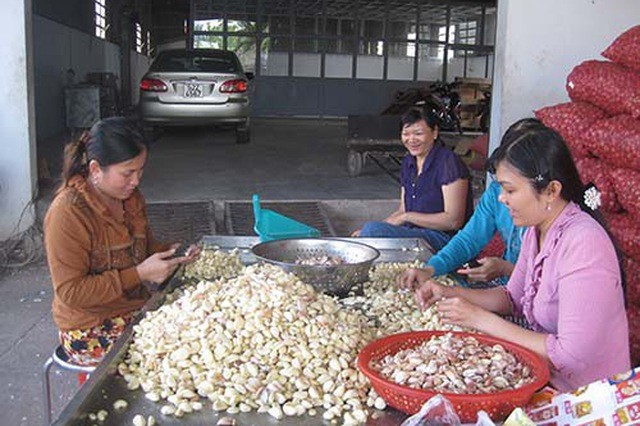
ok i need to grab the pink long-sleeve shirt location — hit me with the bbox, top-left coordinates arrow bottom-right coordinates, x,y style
506,202 -> 629,392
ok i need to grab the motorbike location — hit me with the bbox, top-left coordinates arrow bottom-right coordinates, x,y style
477,89 -> 491,133
418,81 -> 463,134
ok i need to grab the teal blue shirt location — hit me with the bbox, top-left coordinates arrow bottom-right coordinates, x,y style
426,181 -> 524,284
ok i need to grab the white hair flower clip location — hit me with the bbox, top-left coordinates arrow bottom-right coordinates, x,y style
534,174 -> 545,183
583,185 -> 601,211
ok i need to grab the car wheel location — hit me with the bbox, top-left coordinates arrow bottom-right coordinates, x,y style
347,150 -> 364,177
236,122 -> 250,144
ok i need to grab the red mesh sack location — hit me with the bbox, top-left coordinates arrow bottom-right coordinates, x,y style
602,25 -> 640,72
478,232 -> 505,259
606,212 -> 640,259
609,168 -> 640,219
535,102 -> 608,157
582,115 -> 640,170
574,157 -> 621,213
627,307 -> 640,367
566,60 -> 640,119
624,256 -> 640,309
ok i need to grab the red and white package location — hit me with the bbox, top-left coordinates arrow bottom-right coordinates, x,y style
566,60 -> 640,119
606,212 -> 640,259
602,25 -> 640,72
535,102 -> 608,157
525,366 -> 640,426
609,167 -> 640,219
582,115 -> 640,171
574,157 -> 621,213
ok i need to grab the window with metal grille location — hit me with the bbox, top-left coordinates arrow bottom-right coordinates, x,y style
458,21 -> 477,46
95,0 -> 107,39
436,24 -> 455,60
135,23 -> 143,53
189,0 -> 494,82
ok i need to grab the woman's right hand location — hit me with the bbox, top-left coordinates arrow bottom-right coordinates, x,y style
136,248 -> 184,284
414,280 -> 451,311
397,267 -> 434,290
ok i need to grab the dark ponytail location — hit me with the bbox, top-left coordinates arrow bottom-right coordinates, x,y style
58,117 -> 147,191
59,132 -> 91,191
488,119 -> 626,296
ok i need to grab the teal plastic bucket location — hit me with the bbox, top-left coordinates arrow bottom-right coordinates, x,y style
253,194 -> 321,242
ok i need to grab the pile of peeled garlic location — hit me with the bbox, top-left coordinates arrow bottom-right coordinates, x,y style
120,249 -> 468,424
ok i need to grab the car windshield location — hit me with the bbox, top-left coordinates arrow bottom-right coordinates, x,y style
151,51 -> 240,73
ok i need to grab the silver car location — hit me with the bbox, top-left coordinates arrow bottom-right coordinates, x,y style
139,49 -> 252,143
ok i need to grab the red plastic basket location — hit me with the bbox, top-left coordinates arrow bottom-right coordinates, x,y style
357,330 -> 550,423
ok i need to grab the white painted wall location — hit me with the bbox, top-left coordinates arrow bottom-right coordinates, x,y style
489,0 -> 640,153
0,0 -> 37,239
33,15 -> 120,140
130,51 -> 152,105
33,15 -> 151,138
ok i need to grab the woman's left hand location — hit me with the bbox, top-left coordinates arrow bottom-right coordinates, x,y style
436,296 -> 489,330
456,257 -> 508,282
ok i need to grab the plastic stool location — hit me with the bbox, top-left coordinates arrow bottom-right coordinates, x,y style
42,345 -> 95,425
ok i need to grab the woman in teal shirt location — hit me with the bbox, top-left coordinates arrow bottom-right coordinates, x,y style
399,118 -> 543,288
424,180 -> 524,286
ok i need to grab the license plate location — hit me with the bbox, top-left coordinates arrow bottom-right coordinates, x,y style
184,83 -> 203,98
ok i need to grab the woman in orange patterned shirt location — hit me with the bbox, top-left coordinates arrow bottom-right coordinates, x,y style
44,117 -> 199,365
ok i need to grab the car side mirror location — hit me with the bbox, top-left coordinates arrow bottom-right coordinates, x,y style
245,72 -> 255,80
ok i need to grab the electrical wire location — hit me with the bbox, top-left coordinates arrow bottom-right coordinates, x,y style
0,186 -> 44,276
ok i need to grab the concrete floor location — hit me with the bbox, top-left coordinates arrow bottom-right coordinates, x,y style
139,118 -> 400,201
5,118 -> 406,425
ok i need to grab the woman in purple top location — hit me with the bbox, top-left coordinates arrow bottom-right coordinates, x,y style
403,120 -> 629,391
353,107 -> 473,251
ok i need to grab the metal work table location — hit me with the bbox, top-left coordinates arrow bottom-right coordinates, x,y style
52,237 -> 433,426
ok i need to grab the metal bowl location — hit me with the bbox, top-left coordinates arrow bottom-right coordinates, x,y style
251,238 -> 380,297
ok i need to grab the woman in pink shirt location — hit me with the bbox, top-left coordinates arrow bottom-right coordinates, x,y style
399,120 -> 629,391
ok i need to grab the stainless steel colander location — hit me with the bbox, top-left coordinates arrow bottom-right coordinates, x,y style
251,238 -> 380,297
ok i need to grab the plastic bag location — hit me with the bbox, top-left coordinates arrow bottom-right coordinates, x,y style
400,395 -> 498,426
503,408 -> 536,426
400,395 -> 462,426
475,411 -> 498,426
